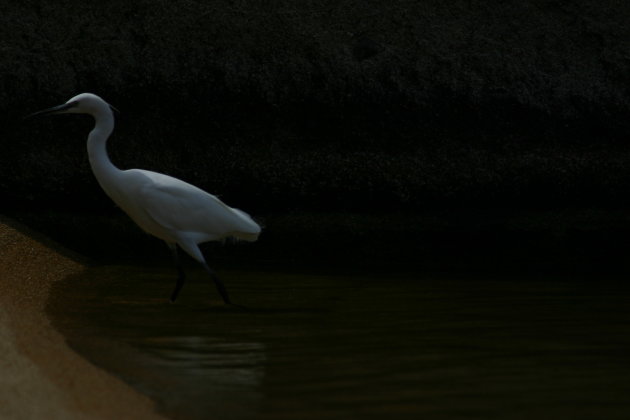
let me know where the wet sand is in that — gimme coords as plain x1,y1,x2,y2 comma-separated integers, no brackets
0,217,164,420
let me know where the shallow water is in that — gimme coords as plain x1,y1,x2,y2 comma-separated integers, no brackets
48,266,630,419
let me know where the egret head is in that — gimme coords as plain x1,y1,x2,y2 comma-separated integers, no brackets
27,93,118,119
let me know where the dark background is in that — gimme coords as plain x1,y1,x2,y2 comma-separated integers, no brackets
2,1,630,272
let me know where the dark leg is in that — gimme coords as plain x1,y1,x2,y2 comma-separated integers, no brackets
201,262,232,305
170,246,186,302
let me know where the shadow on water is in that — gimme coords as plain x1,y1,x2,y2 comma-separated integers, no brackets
48,265,630,420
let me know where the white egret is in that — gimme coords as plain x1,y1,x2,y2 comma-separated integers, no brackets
29,93,261,304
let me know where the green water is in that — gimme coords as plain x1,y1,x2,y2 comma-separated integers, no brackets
48,266,630,419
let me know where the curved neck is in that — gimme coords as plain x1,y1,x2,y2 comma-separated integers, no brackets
87,110,120,186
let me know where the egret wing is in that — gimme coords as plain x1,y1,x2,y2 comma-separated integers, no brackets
134,171,259,239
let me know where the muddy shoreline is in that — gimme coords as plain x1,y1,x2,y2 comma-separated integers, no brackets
0,216,164,420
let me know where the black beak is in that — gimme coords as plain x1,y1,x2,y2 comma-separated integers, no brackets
24,101,78,120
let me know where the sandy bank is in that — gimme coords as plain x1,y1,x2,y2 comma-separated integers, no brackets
0,217,164,420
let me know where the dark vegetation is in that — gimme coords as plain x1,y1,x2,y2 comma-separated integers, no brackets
2,1,630,270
